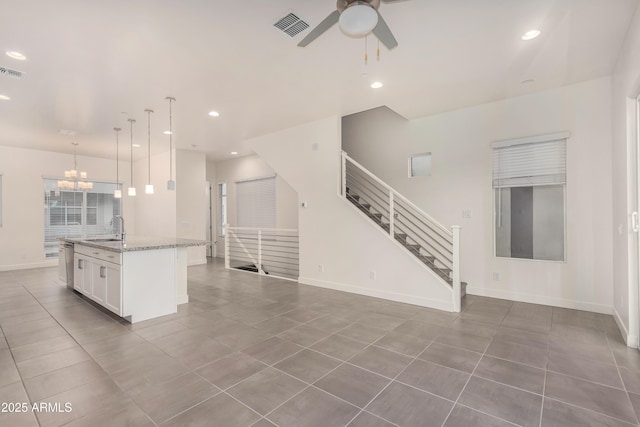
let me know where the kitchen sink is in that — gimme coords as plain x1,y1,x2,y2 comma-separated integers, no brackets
86,238,122,242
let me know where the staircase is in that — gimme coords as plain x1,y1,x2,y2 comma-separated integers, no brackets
341,151,464,311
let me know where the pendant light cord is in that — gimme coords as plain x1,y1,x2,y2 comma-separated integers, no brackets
145,109,154,184
129,119,135,186
167,97,175,181
114,128,120,187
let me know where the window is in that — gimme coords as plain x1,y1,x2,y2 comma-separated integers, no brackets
219,182,227,236
409,152,432,177
44,179,121,258
492,133,568,261
235,176,276,229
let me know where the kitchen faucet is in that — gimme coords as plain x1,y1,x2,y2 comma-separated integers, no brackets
111,215,125,243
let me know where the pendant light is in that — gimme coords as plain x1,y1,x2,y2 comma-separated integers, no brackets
166,96,176,191
113,127,122,198
144,109,154,194
58,142,93,190
127,119,136,196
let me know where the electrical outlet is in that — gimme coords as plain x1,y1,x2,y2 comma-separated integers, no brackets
370,271,376,280
318,264,324,273
463,209,472,219
492,272,500,281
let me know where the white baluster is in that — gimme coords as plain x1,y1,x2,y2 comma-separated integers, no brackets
341,151,347,197
224,225,230,269
451,225,461,312
258,230,263,275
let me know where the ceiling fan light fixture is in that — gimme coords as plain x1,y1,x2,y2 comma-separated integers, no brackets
521,29,541,41
6,51,26,60
339,3,379,38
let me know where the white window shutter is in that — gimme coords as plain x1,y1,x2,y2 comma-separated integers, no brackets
236,177,276,229
492,138,566,188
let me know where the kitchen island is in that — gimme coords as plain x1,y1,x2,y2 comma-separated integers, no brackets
60,236,207,323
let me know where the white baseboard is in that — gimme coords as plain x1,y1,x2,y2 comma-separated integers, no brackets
187,258,207,266
466,285,612,315
177,294,190,305
299,276,454,312
613,306,638,348
0,260,58,272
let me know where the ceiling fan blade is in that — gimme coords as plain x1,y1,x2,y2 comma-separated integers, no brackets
372,12,398,50
297,10,341,47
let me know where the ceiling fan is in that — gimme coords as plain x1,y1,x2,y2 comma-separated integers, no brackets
298,0,404,50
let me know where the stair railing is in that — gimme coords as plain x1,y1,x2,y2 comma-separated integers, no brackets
341,151,461,311
225,226,299,282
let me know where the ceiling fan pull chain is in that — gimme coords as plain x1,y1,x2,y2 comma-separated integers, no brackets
377,38,380,61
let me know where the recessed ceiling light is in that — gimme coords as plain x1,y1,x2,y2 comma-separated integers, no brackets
163,130,173,135
208,111,220,117
133,144,141,148
371,81,383,89
0,94,10,101
6,51,26,60
230,151,238,155
521,79,535,85
521,30,541,41
59,129,77,136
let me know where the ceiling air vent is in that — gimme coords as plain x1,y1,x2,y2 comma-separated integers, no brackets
274,13,309,38
0,66,25,79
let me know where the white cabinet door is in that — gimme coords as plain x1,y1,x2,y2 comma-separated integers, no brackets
105,263,121,315
92,263,107,304
74,255,86,293
81,256,93,297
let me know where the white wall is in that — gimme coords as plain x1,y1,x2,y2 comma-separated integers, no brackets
176,150,207,265
0,145,135,271
343,77,614,314
211,154,298,258
250,117,455,311
612,5,640,345
133,150,176,239
133,149,207,265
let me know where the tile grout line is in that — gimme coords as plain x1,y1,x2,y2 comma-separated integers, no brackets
33,285,161,427
4,279,157,427
5,265,637,427
173,297,540,426
606,331,640,426
538,330,550,427
438,323,493,427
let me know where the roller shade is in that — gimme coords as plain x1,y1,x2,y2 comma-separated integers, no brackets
236,176,276,229
492,137,566,188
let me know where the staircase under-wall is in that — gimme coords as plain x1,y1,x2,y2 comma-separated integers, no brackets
341,151,465,309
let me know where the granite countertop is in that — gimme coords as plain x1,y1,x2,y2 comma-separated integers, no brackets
59,236,209,253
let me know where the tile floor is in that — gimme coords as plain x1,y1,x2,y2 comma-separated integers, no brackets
1,259,640,426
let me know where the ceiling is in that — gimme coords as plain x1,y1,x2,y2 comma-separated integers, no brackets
0,0,637,161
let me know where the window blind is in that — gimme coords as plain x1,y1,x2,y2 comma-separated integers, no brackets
236,176,276,229
492,138,566,188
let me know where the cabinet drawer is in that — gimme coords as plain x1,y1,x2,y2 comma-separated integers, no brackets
97,250,120,264
75,245,121,265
